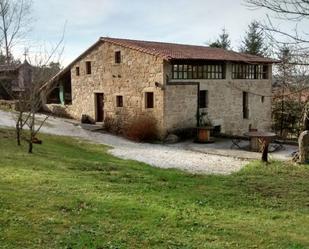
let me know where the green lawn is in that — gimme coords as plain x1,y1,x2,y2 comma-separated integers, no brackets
0,128,308,249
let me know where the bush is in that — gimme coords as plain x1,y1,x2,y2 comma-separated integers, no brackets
81,114,95,124
124,116,158,142
103,116,123,134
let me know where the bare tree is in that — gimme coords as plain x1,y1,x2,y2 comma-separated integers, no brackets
0,0,32,64
21,35,65,153
5,55,62,150
245,1,309,47
0,0,65,153
245,0,309,139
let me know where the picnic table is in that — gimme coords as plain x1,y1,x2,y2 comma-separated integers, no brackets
243,131,276,152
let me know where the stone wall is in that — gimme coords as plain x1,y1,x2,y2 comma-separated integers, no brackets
67,41,165,135
0,100,16,111
164,62,272,135
164,84,198,132
44,104,74,119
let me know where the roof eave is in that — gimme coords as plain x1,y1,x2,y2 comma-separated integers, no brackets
166,57,278,64
101,37,168,60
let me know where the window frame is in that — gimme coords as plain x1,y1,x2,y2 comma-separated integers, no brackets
115,51,121,64
116,95,123,107
86,61,92,74
172,62,225,80
145,92,154,109
243,91,249,119
232,63,268,80
75,66,80,76
199,90,208,108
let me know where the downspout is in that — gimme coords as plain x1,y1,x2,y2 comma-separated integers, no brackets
165,75,200,127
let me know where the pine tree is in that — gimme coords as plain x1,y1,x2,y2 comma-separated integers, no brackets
277,46,294,86
240,21,267,56
209,28,231,50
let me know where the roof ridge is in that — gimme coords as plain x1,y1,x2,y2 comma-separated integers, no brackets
101,36,215,49
101,37,171,59
100,37,276,63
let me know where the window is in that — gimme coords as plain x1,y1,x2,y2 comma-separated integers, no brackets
243,92,249,119
76,66,80,76
172,63,224,79
145,92,154,108
262,65,268,79
232,64,268,79
115,51,121,64
199,90,208,108
261,96,265,103
116,95,123,107
86,61,91,74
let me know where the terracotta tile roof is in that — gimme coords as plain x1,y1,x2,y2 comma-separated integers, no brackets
41,37,278,91
101,37,277,63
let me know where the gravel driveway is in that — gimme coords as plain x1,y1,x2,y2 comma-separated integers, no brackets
0,110,248,174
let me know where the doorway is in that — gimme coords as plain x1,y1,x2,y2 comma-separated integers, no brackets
95,93,104,122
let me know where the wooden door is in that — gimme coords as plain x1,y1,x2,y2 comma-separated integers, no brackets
95,93,104,122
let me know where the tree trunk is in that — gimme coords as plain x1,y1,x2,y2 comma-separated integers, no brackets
28,112,35,154
16,123,21,146
280,88,284,137
261,141,269,163
28,139,33,153
15,110,24,146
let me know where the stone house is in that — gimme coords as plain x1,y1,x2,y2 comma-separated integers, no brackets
42,37,277,137
0,60,32,100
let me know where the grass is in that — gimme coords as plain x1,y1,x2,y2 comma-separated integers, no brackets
0,128,308,249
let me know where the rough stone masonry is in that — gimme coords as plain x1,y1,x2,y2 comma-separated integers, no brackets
43,37,275,138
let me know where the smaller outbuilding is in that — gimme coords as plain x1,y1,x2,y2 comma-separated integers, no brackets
0,60,33,100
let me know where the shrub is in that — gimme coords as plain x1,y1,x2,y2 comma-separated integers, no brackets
103,116,123,134
81,114,95,124
124,116,158,142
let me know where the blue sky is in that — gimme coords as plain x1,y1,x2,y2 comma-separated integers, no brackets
14,0,277,66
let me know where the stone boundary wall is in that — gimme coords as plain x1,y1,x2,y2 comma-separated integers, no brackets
0,100,16,111
43,104,74,119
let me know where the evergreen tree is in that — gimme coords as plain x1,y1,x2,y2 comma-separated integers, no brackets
240,21,267,56
209,28,231,50
278,46,293,79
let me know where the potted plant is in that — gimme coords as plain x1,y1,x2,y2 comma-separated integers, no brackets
196,112,214,143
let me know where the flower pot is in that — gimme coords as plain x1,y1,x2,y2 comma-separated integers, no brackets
196,126,214,143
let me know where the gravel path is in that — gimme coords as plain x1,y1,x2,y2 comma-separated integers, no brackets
0,110,248,174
